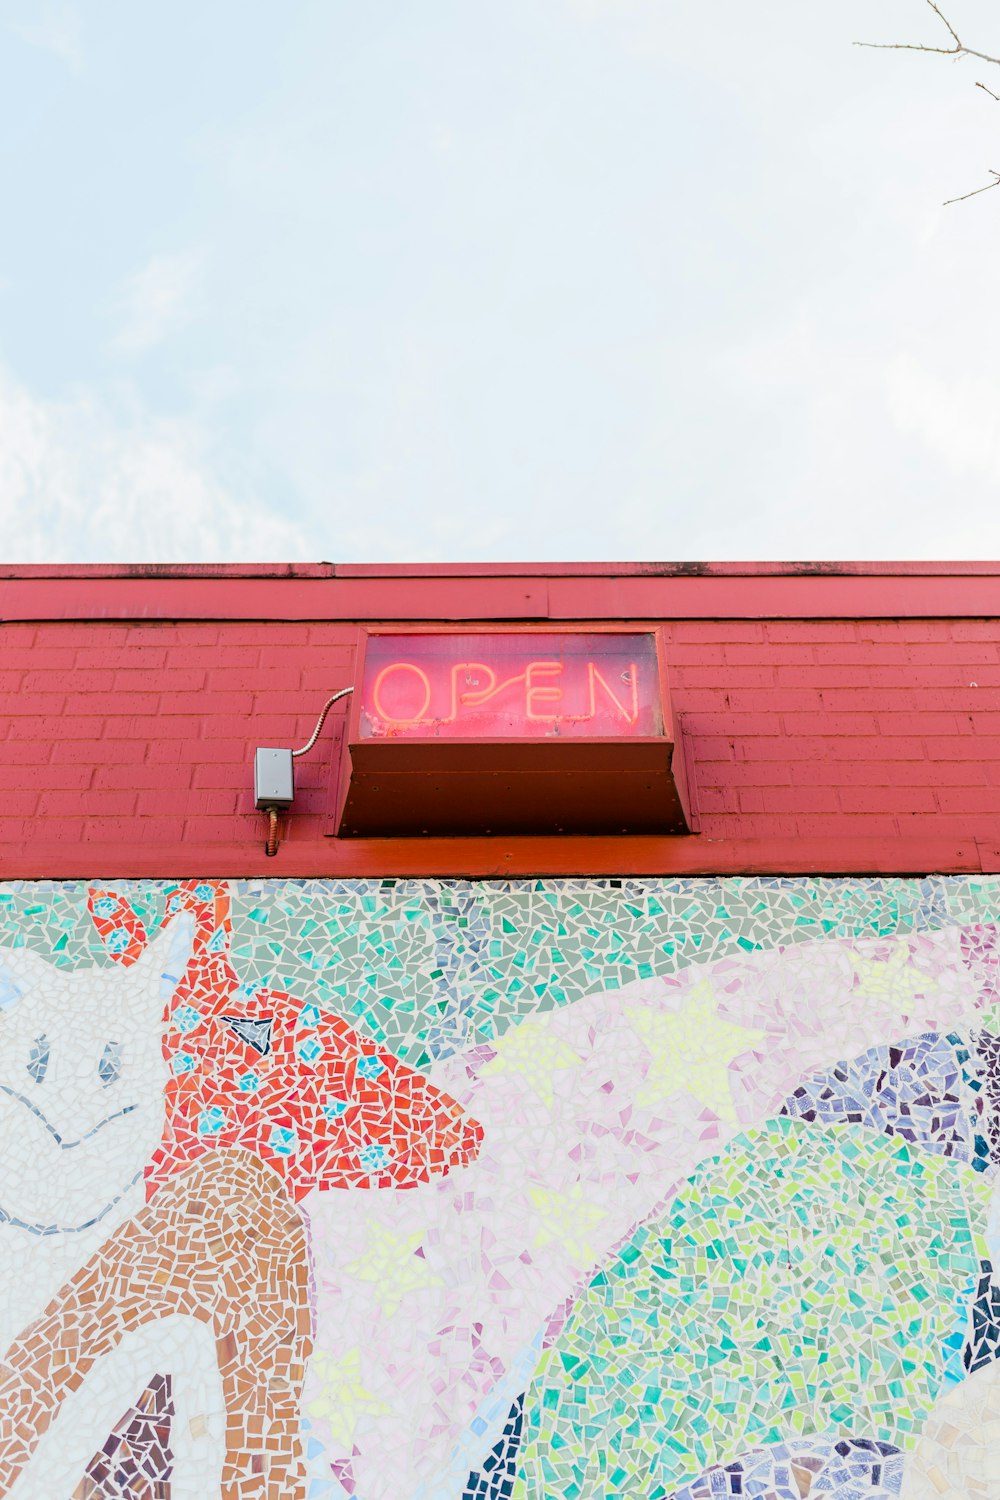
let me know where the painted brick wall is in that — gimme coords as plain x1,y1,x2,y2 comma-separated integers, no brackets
0,616,997,861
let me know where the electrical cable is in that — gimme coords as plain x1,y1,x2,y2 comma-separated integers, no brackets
292,686,354,759
265,806,279,858
261,686,354,856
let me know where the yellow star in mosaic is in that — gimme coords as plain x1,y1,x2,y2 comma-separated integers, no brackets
343,1222,443,1315
847,943,935,1013
478,1014,583,1106
626,979,768,1122
529,1181,609,1267
307,1347,390,1448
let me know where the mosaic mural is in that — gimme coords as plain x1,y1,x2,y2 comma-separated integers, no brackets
4,876,1000,1498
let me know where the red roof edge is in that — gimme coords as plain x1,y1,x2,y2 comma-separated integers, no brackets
2,561,999,581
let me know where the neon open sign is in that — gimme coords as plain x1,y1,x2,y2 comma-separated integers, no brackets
359,632,663,740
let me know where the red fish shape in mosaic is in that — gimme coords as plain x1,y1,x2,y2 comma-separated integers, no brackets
87,882,483,1201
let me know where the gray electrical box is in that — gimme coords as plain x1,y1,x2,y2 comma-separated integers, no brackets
254,747,295,808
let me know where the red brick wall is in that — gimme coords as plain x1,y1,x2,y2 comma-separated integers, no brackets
1,595,997,876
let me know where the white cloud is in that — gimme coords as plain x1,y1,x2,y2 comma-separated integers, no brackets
884,353,1000,485
8,5,82,71
0,366,310,562
111,250,204,357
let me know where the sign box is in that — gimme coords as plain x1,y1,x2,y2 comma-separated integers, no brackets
336,630,690,837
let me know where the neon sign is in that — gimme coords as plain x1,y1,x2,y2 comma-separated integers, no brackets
359,633,662,740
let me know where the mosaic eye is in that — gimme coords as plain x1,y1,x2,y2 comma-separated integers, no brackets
99,1040,122,1087
27,1034,49,1085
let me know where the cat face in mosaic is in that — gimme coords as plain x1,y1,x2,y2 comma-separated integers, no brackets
0,917,192,1235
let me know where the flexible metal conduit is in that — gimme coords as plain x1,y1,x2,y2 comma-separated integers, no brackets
263,686,354,857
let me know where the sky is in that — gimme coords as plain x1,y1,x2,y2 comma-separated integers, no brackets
0,0,999,564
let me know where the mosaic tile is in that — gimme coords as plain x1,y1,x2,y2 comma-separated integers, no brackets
961,1259,1000,1376
513,1118,989,1497
670,1435,904,1500
3,877,1000,1499
899,1355,1000,1497
463,1394,524,1500
304,921,990,1499
781,1031,988,1170
72,1374,173,1500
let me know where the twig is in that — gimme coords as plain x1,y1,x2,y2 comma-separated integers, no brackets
943,170,1000,206
855,0,1000,67
977,81,1000,103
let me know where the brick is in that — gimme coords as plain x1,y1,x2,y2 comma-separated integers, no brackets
72,647,137,669
825,738,927,761
877,713,965,736
200,719,258,741
23,669,114,693
158,691,250,716
687,736,737,762
838,787,939,814
812,643,915,664
775,666,872,688
915,643,1000,664
762,787,841,814
937,788,1000,813
663,644,726,666
17,648,76,669
682,713,783,736
795,813,901,837
695,787,740,813
1,694,66,715
869,665,1000,688
857,620,946,642
50,738,146,765
101,715,203,741
305,625,360,646
92,764,177,791
63,691,156,716
216,625,313,646
925,736,1000,760
81,816,186,843
724,644,816,664
669,621,767,643
766,621,858,642
191,763,247,789
184,814,265,841
37,789,137,816
251,692,340,721
0,791,41,816
737,788,767,813
2,764,92,790
206,668,300,692
8,716,105,740
947,621,1000,641
144,741,198,765
167,738,250,764
672,666,777,689
780,713,879,735
112,668,205,692
735,737,829,761
138,789,239,816
729,688,823,711
124,626,219,646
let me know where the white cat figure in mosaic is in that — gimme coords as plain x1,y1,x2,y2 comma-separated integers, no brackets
0,917,227,1500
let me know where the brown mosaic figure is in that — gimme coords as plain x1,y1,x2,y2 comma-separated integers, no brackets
0,1150,312,1500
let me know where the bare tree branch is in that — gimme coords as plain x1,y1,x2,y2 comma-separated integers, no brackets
855,0,1000,67
942,170,1000,206
856,1,1000,205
